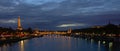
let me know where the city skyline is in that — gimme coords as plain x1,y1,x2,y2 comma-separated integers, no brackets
0,1,120,51
0,0,120,30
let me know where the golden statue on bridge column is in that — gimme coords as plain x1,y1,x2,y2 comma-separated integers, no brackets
67,28,72,34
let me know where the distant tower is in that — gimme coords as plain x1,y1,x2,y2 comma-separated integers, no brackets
108,20,111,24
17,16,22,31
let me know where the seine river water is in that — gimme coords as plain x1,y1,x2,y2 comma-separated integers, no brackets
0,35,119,51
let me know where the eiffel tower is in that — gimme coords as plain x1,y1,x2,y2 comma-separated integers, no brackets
17,16,22,31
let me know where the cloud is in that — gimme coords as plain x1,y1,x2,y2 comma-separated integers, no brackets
57,23,86,27
0,0,120,30
0,0,120,16
21,0,66,5
0,19,17,23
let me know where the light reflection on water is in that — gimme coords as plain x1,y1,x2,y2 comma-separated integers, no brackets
98,41,101,51
19,40,24,51
0,35,119,51
109,42,113,51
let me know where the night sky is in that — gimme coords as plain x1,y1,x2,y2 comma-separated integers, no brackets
0,0,120,30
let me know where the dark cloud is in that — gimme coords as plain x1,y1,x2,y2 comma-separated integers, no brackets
0,0,120,30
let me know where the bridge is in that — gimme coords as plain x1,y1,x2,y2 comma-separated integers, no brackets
33,29,72,35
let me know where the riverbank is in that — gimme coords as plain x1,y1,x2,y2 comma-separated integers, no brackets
61,34,120,42
0,35,43,45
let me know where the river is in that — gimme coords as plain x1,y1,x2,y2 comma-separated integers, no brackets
0,35,119,51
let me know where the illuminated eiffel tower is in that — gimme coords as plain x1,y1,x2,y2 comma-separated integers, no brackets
17,16,22,31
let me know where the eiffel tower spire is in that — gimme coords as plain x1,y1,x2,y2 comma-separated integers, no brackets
17,16,22,30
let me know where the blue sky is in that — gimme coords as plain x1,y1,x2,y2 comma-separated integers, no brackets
0,0,120,30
